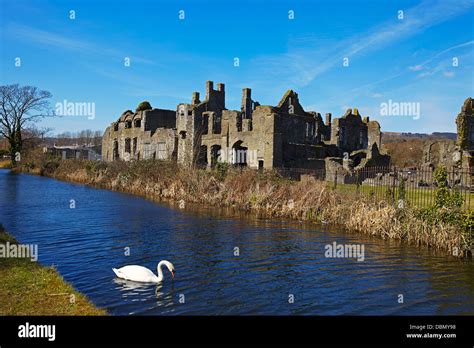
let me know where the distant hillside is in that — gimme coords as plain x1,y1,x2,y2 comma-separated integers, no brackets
431,132,457,140
381,132,457,168
382,132,456,143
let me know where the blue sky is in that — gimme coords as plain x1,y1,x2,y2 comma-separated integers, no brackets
1,0,473,134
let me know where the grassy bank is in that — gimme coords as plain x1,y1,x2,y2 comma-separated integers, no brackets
0,224,107,315
11,149,474,257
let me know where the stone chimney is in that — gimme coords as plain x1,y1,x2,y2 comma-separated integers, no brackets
205,81,214,100
242,88,253,119
192,92,200,105
325,113,332,126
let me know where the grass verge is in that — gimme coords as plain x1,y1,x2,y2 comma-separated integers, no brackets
0,224,107,315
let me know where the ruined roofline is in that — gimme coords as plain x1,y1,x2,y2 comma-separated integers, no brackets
112,82,381,128
180,80,227,110
277,89,297,108
181,83,310,116
338,107,373,122
115,107,175,123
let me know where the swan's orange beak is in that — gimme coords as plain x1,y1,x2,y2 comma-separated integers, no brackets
171,271,175,279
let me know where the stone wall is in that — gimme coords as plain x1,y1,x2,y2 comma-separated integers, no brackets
143,109,176,131
422,140,459,169
102,108,177,161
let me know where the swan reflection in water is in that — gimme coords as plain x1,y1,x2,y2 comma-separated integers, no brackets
113,278,175,310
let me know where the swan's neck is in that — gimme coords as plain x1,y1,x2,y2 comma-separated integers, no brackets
156,261,165,282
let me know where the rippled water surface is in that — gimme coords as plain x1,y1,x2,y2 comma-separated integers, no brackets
0,169,473,315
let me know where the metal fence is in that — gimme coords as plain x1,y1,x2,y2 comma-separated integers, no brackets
277,166,473,211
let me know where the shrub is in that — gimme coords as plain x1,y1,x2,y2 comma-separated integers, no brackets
433,166,463,210
415,166,466,250
214,162,229,181
461,211,474,249
398,177,407,202
86,161,108,175
42,160,60,175
136,101,152,112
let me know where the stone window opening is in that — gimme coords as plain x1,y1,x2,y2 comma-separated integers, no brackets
113,140,119,160
202,115,209,135
236,114,242,132
210,145,221,167
134,119,141,128
125,120,132,129
113,123,119,131
213,117,221,134
180,131,187,139
197,145,208,167
132,137,137,155
124,138,131,153
232,141,248,167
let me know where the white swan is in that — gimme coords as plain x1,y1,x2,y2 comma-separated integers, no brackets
112,260,175,283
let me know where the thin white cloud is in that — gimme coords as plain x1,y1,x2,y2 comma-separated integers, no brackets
7,23,156,65
410,39,474,70
409,65,424,71
415,51,472,78
250,0,474,89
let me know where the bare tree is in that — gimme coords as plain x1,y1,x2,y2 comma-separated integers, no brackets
23,126,54,149
93,130,103,147
24,126,53,141
0,84,53,163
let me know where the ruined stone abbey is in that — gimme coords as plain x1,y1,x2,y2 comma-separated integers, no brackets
102,81,390,175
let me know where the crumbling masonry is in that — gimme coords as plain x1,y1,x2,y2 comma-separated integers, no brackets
102,81,390,175
422,97,473,172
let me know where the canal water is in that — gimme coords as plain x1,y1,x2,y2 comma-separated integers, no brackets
0,169,473,315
